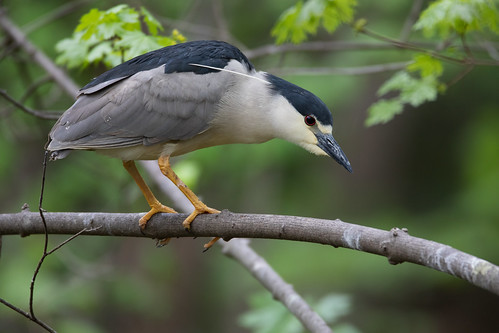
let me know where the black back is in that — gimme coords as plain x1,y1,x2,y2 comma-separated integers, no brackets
82,40,254,90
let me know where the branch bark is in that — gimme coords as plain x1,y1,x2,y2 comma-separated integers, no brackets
1,210,498,296
222,238,332,333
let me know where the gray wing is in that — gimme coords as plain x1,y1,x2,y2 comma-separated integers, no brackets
48,65,229,151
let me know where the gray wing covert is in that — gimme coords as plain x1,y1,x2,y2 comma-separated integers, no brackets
48,65,227,151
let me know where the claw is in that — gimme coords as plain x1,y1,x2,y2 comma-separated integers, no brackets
139,204,177,230
203,237,221,252
182,206,221,230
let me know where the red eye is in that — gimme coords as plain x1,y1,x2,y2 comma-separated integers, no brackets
304,115,316,126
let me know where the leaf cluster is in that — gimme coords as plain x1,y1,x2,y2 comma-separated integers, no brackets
366,0,498,125
271,0,499,126
366,55,446,126
271,0,357,44
55,5,186,69
414,0,499,38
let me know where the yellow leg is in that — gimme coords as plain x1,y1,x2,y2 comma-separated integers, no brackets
158,156,221,248
122,160,176,229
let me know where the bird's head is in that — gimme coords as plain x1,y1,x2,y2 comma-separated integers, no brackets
265,74,352,173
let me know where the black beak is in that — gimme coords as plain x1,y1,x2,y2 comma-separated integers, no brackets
316,133,353,173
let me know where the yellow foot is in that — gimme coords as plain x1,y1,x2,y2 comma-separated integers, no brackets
139,204,177,230
203,237,221,251
182,205,220,230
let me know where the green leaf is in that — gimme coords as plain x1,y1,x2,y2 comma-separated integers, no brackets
272,0,357,44
272,2,306,44
141,7,163,36
86,42,113,64
377,71,413,96
322,0,357,32
75,8,101,33
239,292,354,333
414,0,499,38
400,75,439,107
115,31,164,60
407,54,443,78
55,36,90,68
378,70,439,107
367,68,441,126
365,99,404,126
56,5,186,69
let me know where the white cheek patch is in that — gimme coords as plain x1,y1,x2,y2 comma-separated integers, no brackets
300,142,328,156
317,123,332,135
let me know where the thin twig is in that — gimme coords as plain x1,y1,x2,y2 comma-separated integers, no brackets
0,297,55,333
399,0,424,42
358,27,499,67
46,226,102,255
460,33,474,60
268,61,410,76
0,10,79,98
20,75,53,105
30,151,51,320
243,40,499,60
0,89,61,119
245,41,397,59
211,0,231,42
21,0,91,35
24,151,96,331
446,64,475,88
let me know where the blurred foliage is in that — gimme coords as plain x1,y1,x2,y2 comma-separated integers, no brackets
414,0,499,37
366,0,499,125
1,0,498,333
56,4,186,69
271,0,499,125
240,292,359,333
271,0,357,44
365,66,444,126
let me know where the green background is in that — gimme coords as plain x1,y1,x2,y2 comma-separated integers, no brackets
1,0,498,332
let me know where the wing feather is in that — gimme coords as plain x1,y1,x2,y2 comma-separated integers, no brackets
48,65,233,151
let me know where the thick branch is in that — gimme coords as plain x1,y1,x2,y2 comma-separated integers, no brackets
1,211,498,295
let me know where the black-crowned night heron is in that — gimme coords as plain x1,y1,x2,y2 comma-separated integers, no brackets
47,40,352,248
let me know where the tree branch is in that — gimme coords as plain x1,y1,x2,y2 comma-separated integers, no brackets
0,297,55,333
268,61,410,76
357,26,499,67
0,8,79,98
21,0,91,36
0,89,61,119
1,211,498,296
399,0,424,42
222,238,333,333
243,40,499,60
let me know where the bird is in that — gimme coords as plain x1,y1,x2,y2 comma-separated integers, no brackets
46,40,352,249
